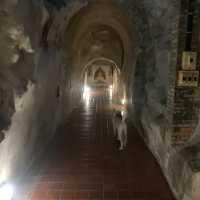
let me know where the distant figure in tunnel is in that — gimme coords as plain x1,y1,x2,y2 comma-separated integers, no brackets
112,111,127,150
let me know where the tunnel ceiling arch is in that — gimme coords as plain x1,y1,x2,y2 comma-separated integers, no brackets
83,58,120,75
72,24,124,70
59,0,138,81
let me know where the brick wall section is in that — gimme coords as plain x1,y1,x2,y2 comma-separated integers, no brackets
171,0,200,145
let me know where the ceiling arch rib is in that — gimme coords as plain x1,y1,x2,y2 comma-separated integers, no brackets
83,57,120,75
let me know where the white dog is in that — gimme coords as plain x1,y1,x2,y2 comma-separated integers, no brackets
112,110,127,150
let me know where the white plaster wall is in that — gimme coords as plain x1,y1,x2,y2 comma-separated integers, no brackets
0,0,81,186
0,47,66,184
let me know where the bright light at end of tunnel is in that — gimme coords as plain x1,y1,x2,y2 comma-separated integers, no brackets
0,183,14,200
84,86,90,92
83,85,91,107
109,85,113,100
121,98,127,105
83,85,91,99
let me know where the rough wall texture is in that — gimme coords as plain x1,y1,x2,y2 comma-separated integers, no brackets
0,0,79,185
133,1,200,200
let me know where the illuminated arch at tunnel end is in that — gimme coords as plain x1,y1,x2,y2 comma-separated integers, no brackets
82,57,121,75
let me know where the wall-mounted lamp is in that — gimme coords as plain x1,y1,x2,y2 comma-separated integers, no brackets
0,183,14,200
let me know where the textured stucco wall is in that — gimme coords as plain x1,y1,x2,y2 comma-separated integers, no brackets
131,1,200,200
0,0,79,185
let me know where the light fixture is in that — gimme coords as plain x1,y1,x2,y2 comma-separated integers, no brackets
0,183,14,200
84,86,90,92
83,85,91,106
109,85,113,100
121,98,127,105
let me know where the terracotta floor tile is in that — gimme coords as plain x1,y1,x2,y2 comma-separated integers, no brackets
21,94,175,200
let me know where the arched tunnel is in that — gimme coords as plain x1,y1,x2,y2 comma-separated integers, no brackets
1,0,200,200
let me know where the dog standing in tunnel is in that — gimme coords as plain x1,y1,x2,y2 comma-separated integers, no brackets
112,110,127,150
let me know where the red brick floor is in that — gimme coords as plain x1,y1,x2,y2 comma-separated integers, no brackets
27,94,175,200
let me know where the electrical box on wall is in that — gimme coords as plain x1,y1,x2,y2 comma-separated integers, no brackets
182,51,197,70
177,70,199,87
